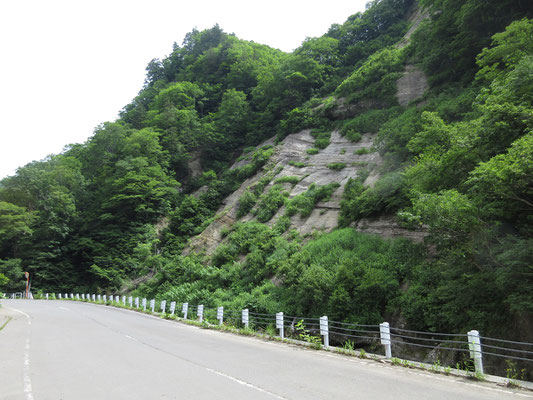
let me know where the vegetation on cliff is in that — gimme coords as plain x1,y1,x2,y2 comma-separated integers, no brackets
1,0,532,356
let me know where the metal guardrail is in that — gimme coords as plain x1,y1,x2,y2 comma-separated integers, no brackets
12,292,532,379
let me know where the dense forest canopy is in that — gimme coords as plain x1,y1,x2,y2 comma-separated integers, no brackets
1,0,532,360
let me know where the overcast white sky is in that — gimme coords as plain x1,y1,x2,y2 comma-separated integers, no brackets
0,0,367,179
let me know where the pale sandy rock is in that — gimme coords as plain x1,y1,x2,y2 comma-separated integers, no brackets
364,169,381,188
185,127,427,257
397,6,430,49
294,209,340,236
396,65,429,107
354,216,427,243
187,151,203,178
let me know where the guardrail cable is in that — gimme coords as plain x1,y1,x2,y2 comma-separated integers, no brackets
390,327,467,337
481,336,533,346
480,343,533,355
388,339,470,352
389,333,467,346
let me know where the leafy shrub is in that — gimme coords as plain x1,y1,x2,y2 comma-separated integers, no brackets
278,228,421,320
274,176,300,185
285,183,340,218
339,172,408,226
279,107,315,138
311,128,331,149
345,131,362,143
288,161,306,168
255,185,289,222
355,148,371,155
315,136,330,149
341,107,402,137
211,244,238,267
335,47,405,105
327,162,346,170
273,215,291,233
306,148,319,155
237,190,257,218
250,176,273,197
375,106,424,165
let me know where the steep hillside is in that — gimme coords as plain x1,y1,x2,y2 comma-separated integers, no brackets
187,125,429,257
1,1,532,373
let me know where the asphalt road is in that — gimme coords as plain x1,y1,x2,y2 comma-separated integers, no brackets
1,300,530,400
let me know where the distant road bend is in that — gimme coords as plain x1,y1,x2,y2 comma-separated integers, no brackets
0,300,530,400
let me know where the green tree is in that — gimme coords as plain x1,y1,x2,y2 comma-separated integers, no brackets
467,133,533,225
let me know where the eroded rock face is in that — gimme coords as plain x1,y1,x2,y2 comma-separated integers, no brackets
396,65,429,107
186,128,426,256
187,151,203,178
186,129,382,255
397,6,430,49
354,216,427,243
395,5,430,107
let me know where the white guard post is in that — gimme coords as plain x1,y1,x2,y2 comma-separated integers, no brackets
76,294,80,300
59,293,62,299
122,296,126,306
182,303,189,319
468,330,484,375
65,293,68,299
170,301,176,315
217,306,224,325
135,297,139,308
161,300,166,313
142,298,147,311
150,299,155,313
380,322,392,359
128,296,133,307
97,294,101,302
276,312,284,339
242,309,249,329
92,294,96,302
103,295,107,302
320,316,329,348
45,293,49,300
71,294,74,299
115,295,120,304
81,294,84,300
197,305,204,322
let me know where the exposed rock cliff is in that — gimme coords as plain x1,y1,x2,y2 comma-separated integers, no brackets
186,128,425,256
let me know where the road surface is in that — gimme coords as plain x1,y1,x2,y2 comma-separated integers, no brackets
1,299,530,400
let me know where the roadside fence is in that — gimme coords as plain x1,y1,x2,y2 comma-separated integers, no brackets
14,292,532,380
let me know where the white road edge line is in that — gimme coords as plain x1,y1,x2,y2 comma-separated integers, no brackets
5,306,34,400
73,302,533,399
204,366,289,400
24,337,34,400
76,305,287,399
7,306,31,323
113,327,288,399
